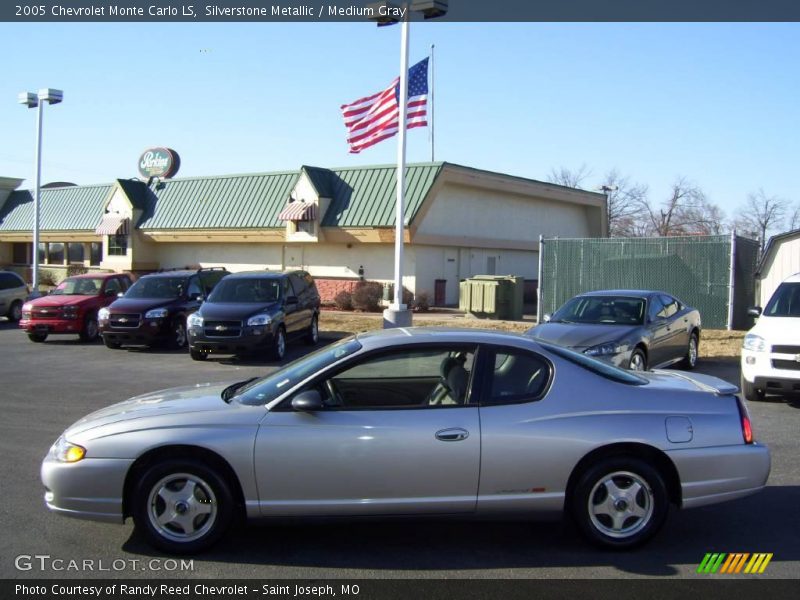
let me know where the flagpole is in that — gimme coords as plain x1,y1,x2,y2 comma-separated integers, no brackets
430,43,435,162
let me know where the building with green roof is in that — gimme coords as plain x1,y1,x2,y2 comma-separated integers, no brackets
0,163,606,304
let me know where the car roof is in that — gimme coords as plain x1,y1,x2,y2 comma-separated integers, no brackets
66,272,123,280
782,272,800,283
140,270,199,279
222,269,307,279
354,326,540,352
578,289,663,298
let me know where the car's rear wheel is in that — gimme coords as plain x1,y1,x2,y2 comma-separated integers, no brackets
628,348,647,371
28,332,48,343
305,314,319,345
8,301,23,322
79,313,99,343
679,332,699,370
190,348,208,361
172,318,188,350
741,375,765,402
571,457,668,549
132,459,233,554
103,336,122,349
270,326,287,361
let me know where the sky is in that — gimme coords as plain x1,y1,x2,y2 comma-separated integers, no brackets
1,22,798,220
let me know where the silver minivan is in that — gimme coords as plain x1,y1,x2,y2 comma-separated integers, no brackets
0,271,28,322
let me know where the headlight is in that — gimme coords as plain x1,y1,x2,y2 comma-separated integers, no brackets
23,303,33,311
247,313,272,326
187,312,204,327
584,342,625,356
145,308,168,319
98,307,110,321
743,333,766,352
51,437,86,463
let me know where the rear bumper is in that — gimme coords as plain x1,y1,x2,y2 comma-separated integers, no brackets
666,443,771,509
21,318,81,334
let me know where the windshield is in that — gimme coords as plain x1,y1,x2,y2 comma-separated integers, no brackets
764,282,800,317
236,338,362,406
125,276,186,299
538,340,648,385
208,278,281,303
50,277,106,296
551,295,645,325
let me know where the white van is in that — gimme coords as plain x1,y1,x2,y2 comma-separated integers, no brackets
741,272,800,401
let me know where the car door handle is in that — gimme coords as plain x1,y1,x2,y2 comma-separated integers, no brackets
435,428,469,442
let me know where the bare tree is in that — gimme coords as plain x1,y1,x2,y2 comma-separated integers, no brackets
547,164,592,189
600,169,650,237
732,189,791,250
637,177,724,237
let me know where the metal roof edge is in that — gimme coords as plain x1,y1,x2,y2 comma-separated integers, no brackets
755,228,800,276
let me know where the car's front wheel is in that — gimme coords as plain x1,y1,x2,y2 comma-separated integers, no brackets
270,326,287,361
8,300,22,322
741,375,766,402
79,313,99,343
571,457,669,549
172,318,188,350
628,348,647,371
28,332,48,343
132,459,234,554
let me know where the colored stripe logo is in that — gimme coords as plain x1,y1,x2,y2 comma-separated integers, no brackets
697,553,773,574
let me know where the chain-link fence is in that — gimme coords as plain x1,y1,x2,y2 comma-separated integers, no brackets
537,235,760,330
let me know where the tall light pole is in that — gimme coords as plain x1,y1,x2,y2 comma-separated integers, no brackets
371,0,448,328
18,88,63,296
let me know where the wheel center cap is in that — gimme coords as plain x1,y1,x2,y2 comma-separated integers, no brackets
614,499,628,511
175,501,189,514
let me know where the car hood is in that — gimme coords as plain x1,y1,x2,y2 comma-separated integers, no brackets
641,370,739,395
64,382,239,437
199,301,281,321
748,315,800,344
108,297,177,313
28,294,94,308
528,322,639,349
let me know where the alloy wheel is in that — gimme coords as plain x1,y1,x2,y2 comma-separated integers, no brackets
146,473,218,543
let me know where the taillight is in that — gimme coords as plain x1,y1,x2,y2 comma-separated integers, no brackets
737,397,754,444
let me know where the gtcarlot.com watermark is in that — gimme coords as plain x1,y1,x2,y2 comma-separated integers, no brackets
14,554,194,572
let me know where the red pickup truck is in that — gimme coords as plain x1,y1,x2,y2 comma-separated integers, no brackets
20,273,133,343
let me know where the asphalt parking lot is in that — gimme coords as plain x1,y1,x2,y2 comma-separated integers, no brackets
1,320,798,580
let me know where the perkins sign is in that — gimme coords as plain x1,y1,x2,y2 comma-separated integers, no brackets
138,148,180,178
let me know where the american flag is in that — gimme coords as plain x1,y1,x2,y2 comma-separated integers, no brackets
341,58,429,154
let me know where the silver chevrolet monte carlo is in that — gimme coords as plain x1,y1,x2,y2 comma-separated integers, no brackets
42,328,770,554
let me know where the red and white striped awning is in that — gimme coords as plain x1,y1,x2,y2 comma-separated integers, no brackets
278,202,317,222
95,214,130,236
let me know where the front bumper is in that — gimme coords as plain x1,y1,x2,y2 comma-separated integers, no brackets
20,318,81,335
41,454,134,523
741,349,800,394
189,323,276,354
667,442,771,509
100,319,169,346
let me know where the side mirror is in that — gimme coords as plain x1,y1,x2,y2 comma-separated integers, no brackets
291,389,324,411
286,295,299,305
747,306,762,317
542,313,551,323
105,288,117,297
117,292,124,298
189,293,203,302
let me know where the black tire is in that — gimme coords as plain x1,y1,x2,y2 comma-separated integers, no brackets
305,314,319,346
190,348,208,361
741,375,765,402
103,336,122,349
132,458,234,554
8,301,23,322
171,318,188,350
79,312,99,343
270,326,287,361
28,332,48,343
571,457,669,550
679,332,699,370
628,348,647,371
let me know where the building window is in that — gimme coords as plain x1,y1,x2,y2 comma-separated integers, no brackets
297,220,316,235
38,243,46,264
68,243,85,263
12,243,30,265
108,235,128,256
47,242,65,264
90,242,103,266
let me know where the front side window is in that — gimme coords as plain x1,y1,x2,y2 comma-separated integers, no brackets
485,348,551,405
320,346,477,409
0,273,24,290
104,278,122,296
108,235,127,256
659,295,679,318
289,273,307,295
186,276,203,298
764,282,800,317
647,296,666,321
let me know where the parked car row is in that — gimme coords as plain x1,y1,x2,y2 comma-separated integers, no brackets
18,267,322,361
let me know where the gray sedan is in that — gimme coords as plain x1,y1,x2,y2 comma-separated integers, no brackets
42,328,768,554
528,290,702,371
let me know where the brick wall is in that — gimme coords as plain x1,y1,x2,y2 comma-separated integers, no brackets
314,277,362,303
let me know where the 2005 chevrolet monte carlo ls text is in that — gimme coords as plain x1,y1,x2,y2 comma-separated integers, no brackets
41,328,770,554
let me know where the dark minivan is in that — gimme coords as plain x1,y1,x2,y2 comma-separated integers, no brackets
99,267,228,350
187,270,320,361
